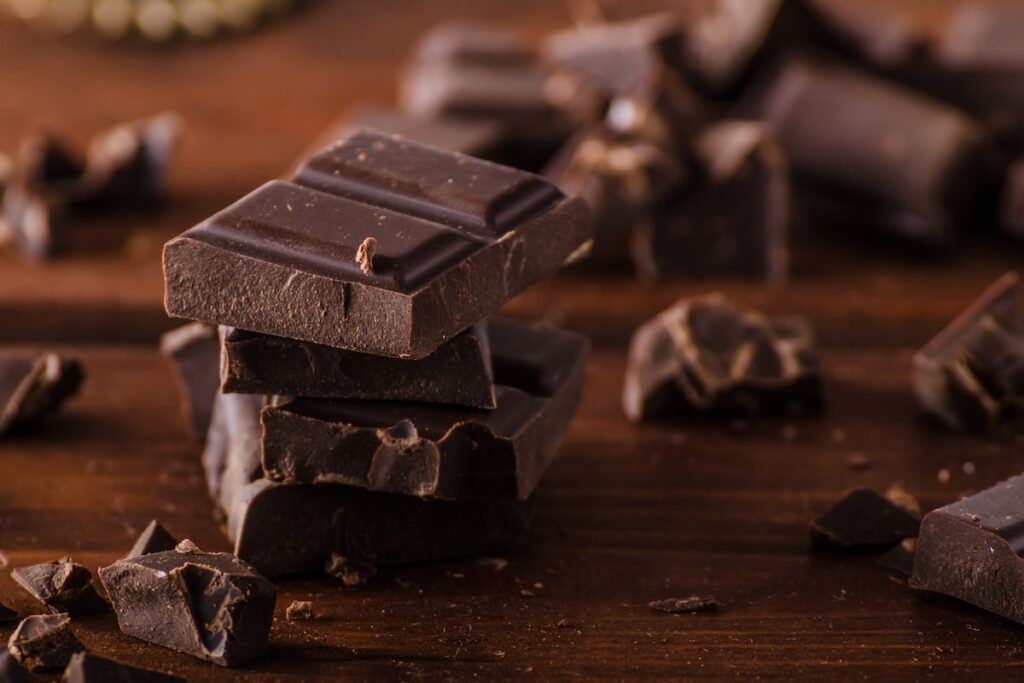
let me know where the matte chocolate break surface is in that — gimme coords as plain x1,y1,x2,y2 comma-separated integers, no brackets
11,557,109,617
0,351,83,435
163,129,590,359
7,613,84,672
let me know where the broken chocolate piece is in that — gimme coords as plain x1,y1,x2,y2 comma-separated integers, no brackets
0,601,17,622
11,557,108,617
810,489,921,550
98,547,276,667
877,538,916,576
0,650,31,683
0,351,83,435
7,613,84,672
324,554,376,587
631,120,788,281
0,182,63,261
260,318,588,500
623,294,821,421
911,472,1024,624
126,520,179,558
61,652,184,683
648,596,717,614
220,321,496,407
160,322,220,441
163,129,590,359
284,601,315,621
912,272,1024,432
16,132,84,191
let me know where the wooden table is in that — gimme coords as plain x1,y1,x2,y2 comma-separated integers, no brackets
3,1,1024,679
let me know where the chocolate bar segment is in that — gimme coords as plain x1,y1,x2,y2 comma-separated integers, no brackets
911,472,1024,625
913,272,1024,432
221,320,496,407
0,351,83,434
164,130,589,358
260,318,588,500
11,557,108,617
623,294,821,420
160,322,220,441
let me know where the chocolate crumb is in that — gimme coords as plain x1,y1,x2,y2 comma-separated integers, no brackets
325,554,376,587
355,236,376,273
285,601,316,621
174,539,199,554
556,618,570,628
648,596,718,614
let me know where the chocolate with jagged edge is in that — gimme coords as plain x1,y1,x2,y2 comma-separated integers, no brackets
0,351,83,435
126,520,179,558
221,320,496,408
810,489,921,550
204,392,535,578
261,318,588,500
0,650,30,683
623,294,822,421
11,557,108,617
911,472,1024,625
61,652,185,683
98,544,276,667
164,129,590,359
749,58,998,246
631,120,788,281
160,322,220,441
7,613,84,672
912,272,1024,432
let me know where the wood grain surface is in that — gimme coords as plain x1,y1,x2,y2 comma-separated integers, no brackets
2,1,1024,680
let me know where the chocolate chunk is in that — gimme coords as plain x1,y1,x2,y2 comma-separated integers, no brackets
260,318,588,500
159,322,220,440
98,547,276,667
324,554,376,587
0,650,31,683
912,272,1024,432
0,182,64,261
11,557,108,617
126,520,179,558
750,59,998,245
648,596,717,614
16,132,84,191
0,602,17,622
631,120,788,281
284,601,315,621
911,472,1024,624
623,294,822,421
164,129,589,359
999,161,1024,241
61,652,184,683
221,320,496,407
810,489,921,550
0,351,83,434
7,613,84,672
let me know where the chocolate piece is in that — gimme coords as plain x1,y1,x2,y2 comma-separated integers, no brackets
221,320,496,408
913,272,1024,432
126,520,179,558
0,602,17,622
11,557,108,617
284,601,315,621
648,596,717,614
17,133,84,191
751,59,998,245
0,650,30,683
98,546,276,667
877,538,916,576
0,351,83,434
61,652,185,683
810,489,921,550
0,182,63,261
631,120,788,281
7,613,84,672
324,554,376,587
1000,161,1024,240
260,318,589,500
159,322,220,440
164,130,589,358
623,294,821,421
911,472,1024,624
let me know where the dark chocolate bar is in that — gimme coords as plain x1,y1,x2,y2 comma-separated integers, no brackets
221,320,496,408
11,557,108,617
164,129,590,359
7,613,84,672
623,294,821,420
0,651,30,683
260,318,588,500
810,489,921,550
99,544,276,667
0,351,83,434
911,472,1024,625
61,652,185,683
631,120,788,281
913,272,1024,432
160,322,220,441
126,520,179,558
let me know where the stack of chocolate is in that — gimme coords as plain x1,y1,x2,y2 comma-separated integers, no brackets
161,129,591,579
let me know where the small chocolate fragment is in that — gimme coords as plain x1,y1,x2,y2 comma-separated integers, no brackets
0,351,83,435
284,601,315,621
7,613,84,672
623,294,822,421
11,557,108,617
0,601,17,622
61,652,184,683
631,120,788,281
911,472,1024,624
98,548,276,667
912,272,1024,432
0,650,31,683
810,489,921,550
164,130,590,359
160,322,220,441
324,554,376,587
354,236,375,273
648,596,717,614
220,321,496,408
126,520,179,558
999,161,1024,241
